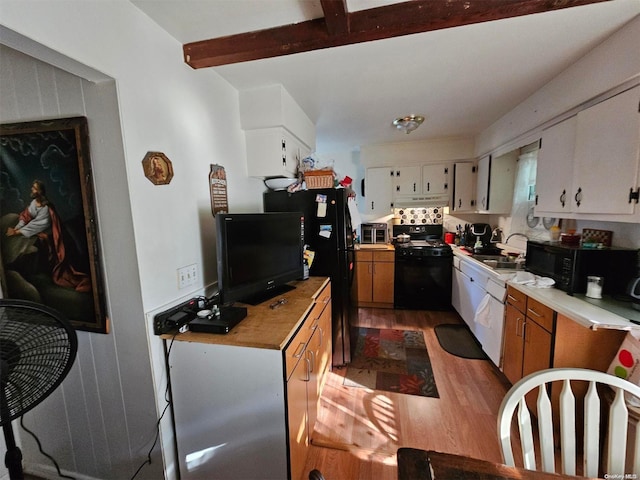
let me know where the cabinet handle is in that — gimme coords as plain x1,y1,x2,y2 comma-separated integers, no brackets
522,321,528,343
574,187,582,207
413,182,416,192
560,189,566,208
458,198,462,208
427,182,430,191
528,307,543,318
293,342,305,359
304,358,311,382
308,350,316,372
371,201,374,211
507,294,519,302
319,326,324,346
516,317,525,337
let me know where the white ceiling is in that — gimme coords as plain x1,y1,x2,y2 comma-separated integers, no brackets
131,0,640,152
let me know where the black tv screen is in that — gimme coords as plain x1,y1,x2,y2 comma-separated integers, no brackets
216,212,304,305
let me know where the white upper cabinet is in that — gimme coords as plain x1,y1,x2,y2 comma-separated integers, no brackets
476,151,517,214
365,167,394,216
240,85,316,178
536,85,640,217
452,162,476,212
571,85,639,214
535,116,577,214
422,164,449,195
392,166,422,196
245,127,310,178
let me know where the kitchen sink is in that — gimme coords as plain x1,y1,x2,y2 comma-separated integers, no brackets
471,254,523,270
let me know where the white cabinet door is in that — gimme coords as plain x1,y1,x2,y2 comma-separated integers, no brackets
476,155,490,212
451,264,485,334
535,116,576,214
365,167,394,215
572,85,640,214
422,163,450,195
452,162,476,212
393,166,421,196
246,127,307,178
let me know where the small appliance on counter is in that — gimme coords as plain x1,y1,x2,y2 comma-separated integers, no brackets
361,222,388,244
526,240,638,296
469,223,502,255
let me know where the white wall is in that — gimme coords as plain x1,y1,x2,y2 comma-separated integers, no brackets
474,16,640,251
0,1,262,479
476,15,640,157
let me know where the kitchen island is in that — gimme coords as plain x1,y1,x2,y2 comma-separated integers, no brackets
163,277,331,480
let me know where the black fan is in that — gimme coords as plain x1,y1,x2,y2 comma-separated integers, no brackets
0,299,78,480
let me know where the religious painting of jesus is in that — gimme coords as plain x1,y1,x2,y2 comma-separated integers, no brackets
0,116,108,333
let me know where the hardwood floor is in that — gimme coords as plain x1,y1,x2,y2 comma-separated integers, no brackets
302,307,514,480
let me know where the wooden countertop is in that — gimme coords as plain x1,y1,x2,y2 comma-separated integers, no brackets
162,277,330,350
355,243,395,251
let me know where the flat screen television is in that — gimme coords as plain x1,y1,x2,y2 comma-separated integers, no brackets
215,212,305,305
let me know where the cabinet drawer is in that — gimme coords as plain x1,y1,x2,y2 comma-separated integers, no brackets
372,250,395,262
285,325,314,382
526,298,554,332
506,286,527,313
285,282,331,380
355,250,373,262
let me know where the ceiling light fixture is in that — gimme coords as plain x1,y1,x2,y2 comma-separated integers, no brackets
393,114,425,134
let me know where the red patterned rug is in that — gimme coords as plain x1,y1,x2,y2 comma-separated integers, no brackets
343,327,439,398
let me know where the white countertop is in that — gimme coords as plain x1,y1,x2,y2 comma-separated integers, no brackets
452,247,639,332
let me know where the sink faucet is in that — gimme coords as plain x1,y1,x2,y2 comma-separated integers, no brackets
506,232,529,243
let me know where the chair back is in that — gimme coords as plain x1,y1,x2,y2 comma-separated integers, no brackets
498,367,640,477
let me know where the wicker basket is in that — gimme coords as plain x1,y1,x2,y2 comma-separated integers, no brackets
304,170,334,189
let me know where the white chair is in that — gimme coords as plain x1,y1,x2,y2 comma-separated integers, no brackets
498,367,640,477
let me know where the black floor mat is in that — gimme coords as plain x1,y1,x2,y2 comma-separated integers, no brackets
434,324,487,360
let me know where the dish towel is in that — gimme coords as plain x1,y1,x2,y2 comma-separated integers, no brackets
474,294,493,328
502,271,556,288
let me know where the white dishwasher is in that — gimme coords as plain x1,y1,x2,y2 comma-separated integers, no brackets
451,256,507,366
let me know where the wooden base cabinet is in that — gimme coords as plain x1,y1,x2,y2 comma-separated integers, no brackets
353,249,395,307
168,279,331,480
287,282,332,480
502,285,626,386
502,289,553,385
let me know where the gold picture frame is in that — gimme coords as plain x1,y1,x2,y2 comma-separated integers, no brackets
0,116,108,333
142,151,174,185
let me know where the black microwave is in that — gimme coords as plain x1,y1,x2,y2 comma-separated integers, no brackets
525,240,639,295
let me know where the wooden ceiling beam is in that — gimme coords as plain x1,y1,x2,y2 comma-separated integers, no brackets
183,0,610,69
321,0,350,36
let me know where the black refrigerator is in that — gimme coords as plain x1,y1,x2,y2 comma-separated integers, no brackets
264,188,355,366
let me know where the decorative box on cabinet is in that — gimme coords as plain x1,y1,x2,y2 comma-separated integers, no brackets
354,249,394,308
167,278,331,480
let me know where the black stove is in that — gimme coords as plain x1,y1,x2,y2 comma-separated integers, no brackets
392,225,452,310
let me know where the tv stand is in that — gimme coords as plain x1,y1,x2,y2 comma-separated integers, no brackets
241,284,296,306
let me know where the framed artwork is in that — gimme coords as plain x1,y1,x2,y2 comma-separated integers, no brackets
209,164,228,215
142,151,173,185
0,116,108,333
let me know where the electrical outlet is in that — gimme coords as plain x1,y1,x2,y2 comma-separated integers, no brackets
178,264,198,289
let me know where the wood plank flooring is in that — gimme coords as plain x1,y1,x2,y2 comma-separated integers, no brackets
302,307,514,480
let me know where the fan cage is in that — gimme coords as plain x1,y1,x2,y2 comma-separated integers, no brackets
0,300,78,426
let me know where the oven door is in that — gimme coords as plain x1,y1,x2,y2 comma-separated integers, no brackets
394,254,452,310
